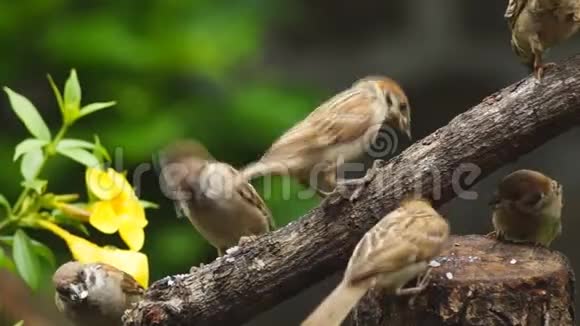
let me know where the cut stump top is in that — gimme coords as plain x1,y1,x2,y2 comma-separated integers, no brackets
351,234,575,326
432,234,570,284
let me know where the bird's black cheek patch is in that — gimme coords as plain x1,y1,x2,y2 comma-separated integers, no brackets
521,191,543,207
89,272,96,286
385,93,393,106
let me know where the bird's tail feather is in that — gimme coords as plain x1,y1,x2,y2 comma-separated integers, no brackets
239,161,293,183
301,281,367,326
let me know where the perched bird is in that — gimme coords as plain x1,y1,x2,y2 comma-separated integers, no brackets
301,198,449,326
160,140,275,256
490,169,563,246
240,76,411,197
505,0,580,79
52,261,144,326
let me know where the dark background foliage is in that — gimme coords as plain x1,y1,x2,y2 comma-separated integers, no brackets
1,1,579,325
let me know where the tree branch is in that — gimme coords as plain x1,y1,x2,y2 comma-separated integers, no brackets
124,55,580,326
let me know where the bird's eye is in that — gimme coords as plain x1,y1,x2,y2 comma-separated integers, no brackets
385,93,393,106
400,102,408,112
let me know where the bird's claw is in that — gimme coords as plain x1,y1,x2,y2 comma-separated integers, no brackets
344,160,383,201
316,189,333,198
485,231,498,239
238,235,258,246
189,262,205,273
534,62,556,80
338,178,367,202
400,268,432,305
320,160,384,209
395,283,427,297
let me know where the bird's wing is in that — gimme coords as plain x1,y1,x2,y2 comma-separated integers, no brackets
505,0,528,30
237,179,276,230
346,208,448,285
225,164,275,230
99,264,144,296
262,87,377,162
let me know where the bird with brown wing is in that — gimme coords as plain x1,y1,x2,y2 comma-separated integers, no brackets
505,0,580,79
239,76,411,197
53,261,144,326
301,198,449,326
160,140,275,257
490,169,563,246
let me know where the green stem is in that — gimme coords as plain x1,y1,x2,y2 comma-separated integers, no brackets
53,124,69,145
4,123,70,231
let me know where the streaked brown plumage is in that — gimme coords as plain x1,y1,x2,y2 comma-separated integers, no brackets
53,261,143,326
491,169,563,246
301,198,449,326
506,0,580,79
240,76,411,197
160,140,274,256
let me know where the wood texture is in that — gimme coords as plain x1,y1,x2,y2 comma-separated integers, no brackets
123,55,580,326
350,235,575,325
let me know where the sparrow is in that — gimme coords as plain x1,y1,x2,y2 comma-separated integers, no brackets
239,76,411,197
301,198,449,326
505,0,580,79
52,261,144,326
160,140,275,257
490,169,563,246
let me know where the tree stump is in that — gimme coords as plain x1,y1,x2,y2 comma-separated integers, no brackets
350,235,575,326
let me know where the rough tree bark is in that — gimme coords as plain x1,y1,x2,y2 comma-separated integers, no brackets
123,55,580,326
350,235,575,325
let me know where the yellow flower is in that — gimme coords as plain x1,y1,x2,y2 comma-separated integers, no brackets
38,220,149,287
86,168,147,251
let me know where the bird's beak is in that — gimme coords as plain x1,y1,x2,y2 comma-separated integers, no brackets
488,192,500,207
405,127,412,140
58,284,88,302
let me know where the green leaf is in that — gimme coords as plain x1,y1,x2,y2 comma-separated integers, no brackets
56,139,95,151
0,235,55,263
13,320,24,326
20,179,48,194
0,194,11,216
20,149,44,181
63,69,81,123
3,87,51,141
47,74,64,114
79,101,116,118
14,138,48,161
0,248,16,272
139,200,159,209
13,230,41,289
56,147,99,167
0,234,55,268
28,239,55,268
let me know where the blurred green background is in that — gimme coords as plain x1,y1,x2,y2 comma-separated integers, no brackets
2,1,580,325
0,1,324,324
0,0,322,284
